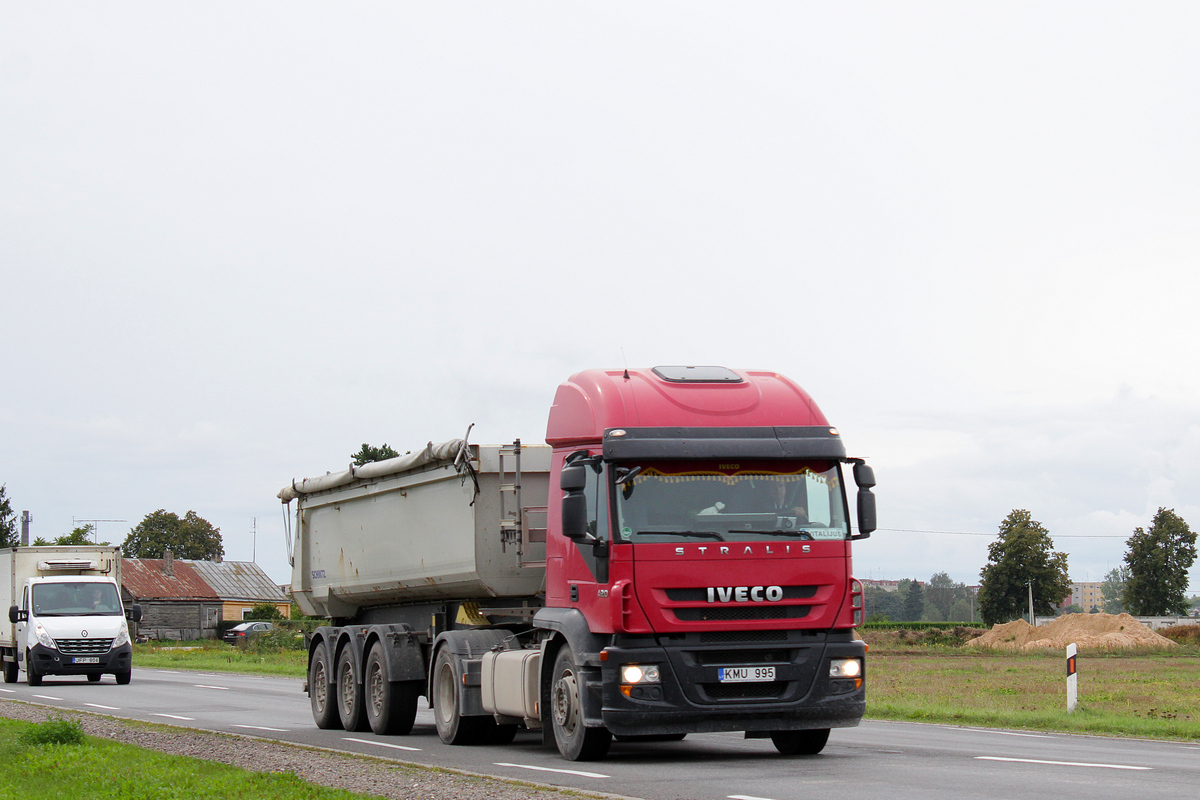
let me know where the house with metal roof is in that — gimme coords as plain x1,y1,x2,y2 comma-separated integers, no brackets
121,551,290,640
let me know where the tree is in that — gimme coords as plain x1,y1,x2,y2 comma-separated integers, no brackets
1101,565,1130,614
948,598,974,623
1123,508,1197,616
351,443,400,466
976,509,1072,626
0,485,17,549
36,524,108,547
926,571,966,620
863,585,902,622
903,580,925,621
122,510,223,561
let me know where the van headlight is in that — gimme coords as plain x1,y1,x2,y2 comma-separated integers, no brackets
113,625,130,648
829,658,862,678
34,623,56,649
620,664,661,684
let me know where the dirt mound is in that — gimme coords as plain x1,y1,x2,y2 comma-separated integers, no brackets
965,613,1176,652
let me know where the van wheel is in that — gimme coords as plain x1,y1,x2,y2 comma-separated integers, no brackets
87,673,102,683
550,646,611,761
365,642,419,735
309,646,341,729
115,668,131,685
771,728,829,755
336,648,370,732
25,653,41,687
432,647,487,745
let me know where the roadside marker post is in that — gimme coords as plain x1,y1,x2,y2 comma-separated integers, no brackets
1066,643,1078,713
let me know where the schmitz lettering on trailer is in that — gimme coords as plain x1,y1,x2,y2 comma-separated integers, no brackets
674,544,811,556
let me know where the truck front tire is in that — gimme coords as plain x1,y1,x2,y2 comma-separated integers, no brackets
336,648,370,732
550,646,610,761
770,728,829,755
365,642,419,736
309,646,342,729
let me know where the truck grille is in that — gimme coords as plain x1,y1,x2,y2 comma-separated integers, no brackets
673,606,810,622
701,681,787,701
57,638,113,655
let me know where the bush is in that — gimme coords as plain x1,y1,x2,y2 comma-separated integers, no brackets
1159,624,1200,645
20,716,85,746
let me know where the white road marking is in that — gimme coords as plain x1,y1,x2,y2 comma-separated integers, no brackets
494,762,610,779
233,724,289,732
342,737,421,752
33,694,62,701
85,703,120,710
964,729,1054,738
730,795,779,800
976,756,1151,771
152,713,195,721
193,684,229,690
0,688,15,693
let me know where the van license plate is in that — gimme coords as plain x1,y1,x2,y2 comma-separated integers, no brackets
718,666,774,683
73,657,99,664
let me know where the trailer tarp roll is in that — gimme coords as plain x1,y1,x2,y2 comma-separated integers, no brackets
278,439,467,502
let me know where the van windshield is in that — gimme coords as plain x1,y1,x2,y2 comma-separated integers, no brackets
613,459,849,543
31,583,123,616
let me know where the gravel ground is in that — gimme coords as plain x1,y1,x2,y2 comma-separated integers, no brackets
0,699,620,800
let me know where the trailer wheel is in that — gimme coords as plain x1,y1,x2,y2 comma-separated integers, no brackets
337,648,370,732
2,659,17,684
770,728,829,755
309,646,342,729
550,646,611,761
365,642,419,735
25,652,41,687
432,646,488,745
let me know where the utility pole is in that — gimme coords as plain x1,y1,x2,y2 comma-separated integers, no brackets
20,511,31,546
1027,580,1035,625
252,517,257,563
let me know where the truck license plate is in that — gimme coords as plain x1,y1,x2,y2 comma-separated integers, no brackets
717,666,774,683
72,657,99,664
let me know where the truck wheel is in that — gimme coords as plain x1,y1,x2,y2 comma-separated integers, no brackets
365,642,419,735
2,659,17,684
115,668,131,685
309,646,342,730
550,646,611,761
770,728,829,755
336,648,370,732
25,653,41,687
432,646,487,745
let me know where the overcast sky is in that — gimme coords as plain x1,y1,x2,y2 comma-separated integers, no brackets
3,4,1198,597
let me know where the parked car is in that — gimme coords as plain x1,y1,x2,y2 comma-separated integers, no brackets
222,621,275,645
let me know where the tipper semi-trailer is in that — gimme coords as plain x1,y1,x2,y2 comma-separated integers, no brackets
281,366,876,761
1,545,142,685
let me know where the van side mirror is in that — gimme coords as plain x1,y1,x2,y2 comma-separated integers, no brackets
127,604,143,623
8,605,20,624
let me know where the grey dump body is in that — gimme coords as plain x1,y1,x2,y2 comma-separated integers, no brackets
285,441,551,620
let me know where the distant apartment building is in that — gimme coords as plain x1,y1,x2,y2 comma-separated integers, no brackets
1062,581,1104,612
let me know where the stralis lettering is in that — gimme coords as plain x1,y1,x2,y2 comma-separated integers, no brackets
707,586,785,603
674,544,811,556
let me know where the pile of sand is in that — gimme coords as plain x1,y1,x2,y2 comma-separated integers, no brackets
965,612,1176,652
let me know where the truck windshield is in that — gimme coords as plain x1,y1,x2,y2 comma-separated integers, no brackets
613,459,849,543
31,583,123,616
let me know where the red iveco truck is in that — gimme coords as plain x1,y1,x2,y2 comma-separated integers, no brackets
281,366,875,761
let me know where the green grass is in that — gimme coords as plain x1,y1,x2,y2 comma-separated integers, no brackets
0,716,381,800
134,641,307,677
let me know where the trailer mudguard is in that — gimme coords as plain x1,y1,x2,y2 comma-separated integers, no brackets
430,629,510,717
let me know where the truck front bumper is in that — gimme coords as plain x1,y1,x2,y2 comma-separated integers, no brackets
596,633,865,737
29,642,132,676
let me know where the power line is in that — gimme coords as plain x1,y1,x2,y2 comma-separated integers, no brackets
878,527,1128,539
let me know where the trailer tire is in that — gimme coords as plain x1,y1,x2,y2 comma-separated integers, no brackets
2,659,17,684
550,646,611,761
432,646,488,745
337,647,370,732
309,646,342,730
365,642,419,736
25,653,41,687
770,728,829,755
115,668,131,685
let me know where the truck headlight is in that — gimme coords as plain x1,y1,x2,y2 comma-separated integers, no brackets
829,658,862,678
113,624,130,648
621,664,661,684
34,623,56,649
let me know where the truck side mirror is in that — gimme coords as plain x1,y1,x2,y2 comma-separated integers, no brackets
8,605,19,624
560,464,587,492
127,604,143,623
856,489,876,537
562,494,588,540
853,462,875,489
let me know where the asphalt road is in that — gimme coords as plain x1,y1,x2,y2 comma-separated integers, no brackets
3,667,1198,800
